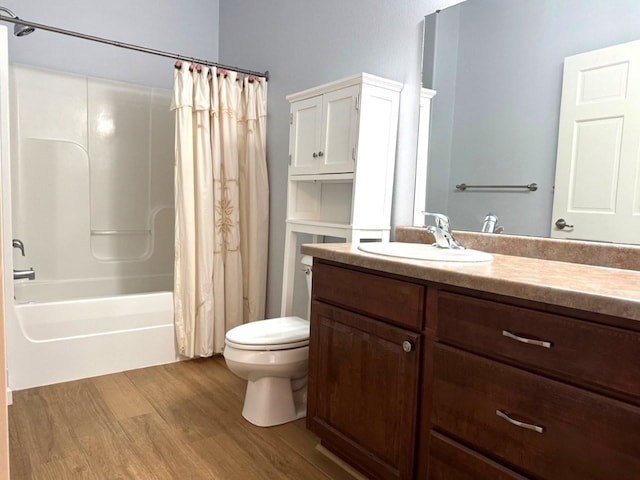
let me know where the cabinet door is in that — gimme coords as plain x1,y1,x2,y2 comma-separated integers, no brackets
320,85,359,174
289,95,322,175
308,300,421,480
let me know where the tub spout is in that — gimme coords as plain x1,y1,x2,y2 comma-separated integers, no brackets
14,268,35,281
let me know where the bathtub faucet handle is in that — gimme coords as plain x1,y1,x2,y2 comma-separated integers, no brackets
12,239,25,256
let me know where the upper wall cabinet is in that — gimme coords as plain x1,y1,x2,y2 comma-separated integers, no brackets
287,73,402,177
284,73,402,232
289,85,359,175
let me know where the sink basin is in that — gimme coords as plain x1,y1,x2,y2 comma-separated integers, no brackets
357,242,493,262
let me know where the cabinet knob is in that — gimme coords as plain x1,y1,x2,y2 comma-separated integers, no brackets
312,152,318,158
318,151,324,157
402,341,413,353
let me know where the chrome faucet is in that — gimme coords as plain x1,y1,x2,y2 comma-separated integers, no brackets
14,268,35,281
12,239,25,256
12,239,35,280
423,212,465,250
481,214,504,234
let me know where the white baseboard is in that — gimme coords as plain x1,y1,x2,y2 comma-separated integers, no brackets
6,387,12,406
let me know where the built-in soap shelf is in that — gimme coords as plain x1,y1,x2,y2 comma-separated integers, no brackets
90,230,151,235
90,229,152,261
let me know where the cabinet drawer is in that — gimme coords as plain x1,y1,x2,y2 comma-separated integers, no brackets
313,262,424,330
432,344,640,480
427,431,529,480
437,291,640,400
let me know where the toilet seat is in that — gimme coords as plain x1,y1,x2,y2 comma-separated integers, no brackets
225,316,309,351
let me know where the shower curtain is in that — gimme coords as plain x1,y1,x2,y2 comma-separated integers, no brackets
172,65,268,357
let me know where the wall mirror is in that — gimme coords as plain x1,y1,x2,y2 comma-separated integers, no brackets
416,0,640,244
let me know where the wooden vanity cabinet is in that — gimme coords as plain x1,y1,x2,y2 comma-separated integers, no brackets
307,261,425,480
308,259,640,479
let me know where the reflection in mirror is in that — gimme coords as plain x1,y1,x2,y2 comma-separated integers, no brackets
420,0,640,244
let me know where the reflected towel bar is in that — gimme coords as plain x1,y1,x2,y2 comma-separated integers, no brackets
91,230,151,236
455,183,538,191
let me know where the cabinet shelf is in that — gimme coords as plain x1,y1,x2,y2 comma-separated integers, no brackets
289,173,354,182
286,219,351,229
286,219,390,233
285,220,353,239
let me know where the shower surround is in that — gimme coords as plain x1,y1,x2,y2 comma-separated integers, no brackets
6,65,177,390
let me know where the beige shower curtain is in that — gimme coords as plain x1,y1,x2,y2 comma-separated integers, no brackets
171,65,268,358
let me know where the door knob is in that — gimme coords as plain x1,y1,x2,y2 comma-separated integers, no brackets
312,152,318,158
318,151,324,157
555,218,574,230
402,341,413,353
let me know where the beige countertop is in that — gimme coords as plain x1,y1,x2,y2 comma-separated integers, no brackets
301,242,640,323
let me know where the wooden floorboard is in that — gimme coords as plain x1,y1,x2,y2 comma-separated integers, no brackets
8,356,356,480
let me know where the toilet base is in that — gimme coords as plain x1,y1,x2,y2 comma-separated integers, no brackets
242,376,307,427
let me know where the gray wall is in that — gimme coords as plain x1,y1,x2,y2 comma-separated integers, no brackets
0,0,219,88
219,0,461,318
1,0,470,320
427,0,640,236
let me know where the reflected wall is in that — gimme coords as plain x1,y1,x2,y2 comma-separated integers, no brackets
425,0,640,237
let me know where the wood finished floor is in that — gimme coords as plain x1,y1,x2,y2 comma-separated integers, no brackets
8,356,356,480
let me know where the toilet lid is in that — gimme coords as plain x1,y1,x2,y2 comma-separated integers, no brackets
225,316,309,351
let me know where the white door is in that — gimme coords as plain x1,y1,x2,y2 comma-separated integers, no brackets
319,85,359,174
289,95,322,175
551,40,640,244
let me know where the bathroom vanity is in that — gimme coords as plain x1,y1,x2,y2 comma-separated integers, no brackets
303,232,640,480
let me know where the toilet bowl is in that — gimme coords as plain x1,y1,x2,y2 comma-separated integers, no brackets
223,255,313,427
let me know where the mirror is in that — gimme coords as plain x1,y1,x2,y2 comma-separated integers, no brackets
419,0,640,242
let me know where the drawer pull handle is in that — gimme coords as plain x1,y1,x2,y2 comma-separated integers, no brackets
402,341,413,353
502,330,552,349
496,409,544,434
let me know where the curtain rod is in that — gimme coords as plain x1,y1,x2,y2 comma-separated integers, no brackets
0,15,270,81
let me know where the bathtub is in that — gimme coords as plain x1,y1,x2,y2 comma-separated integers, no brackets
7,277,178,391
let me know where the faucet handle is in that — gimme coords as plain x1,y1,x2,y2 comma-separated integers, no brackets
12,239,25,256
422,212,452,232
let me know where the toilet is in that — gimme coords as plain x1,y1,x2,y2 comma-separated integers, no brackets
223,255,313,427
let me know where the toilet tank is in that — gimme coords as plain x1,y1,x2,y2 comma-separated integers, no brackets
301,255,313,296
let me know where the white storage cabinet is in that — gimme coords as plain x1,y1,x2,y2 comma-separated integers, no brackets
281,73,402,315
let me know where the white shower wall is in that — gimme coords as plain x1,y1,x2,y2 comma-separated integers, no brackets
9,65,174,297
